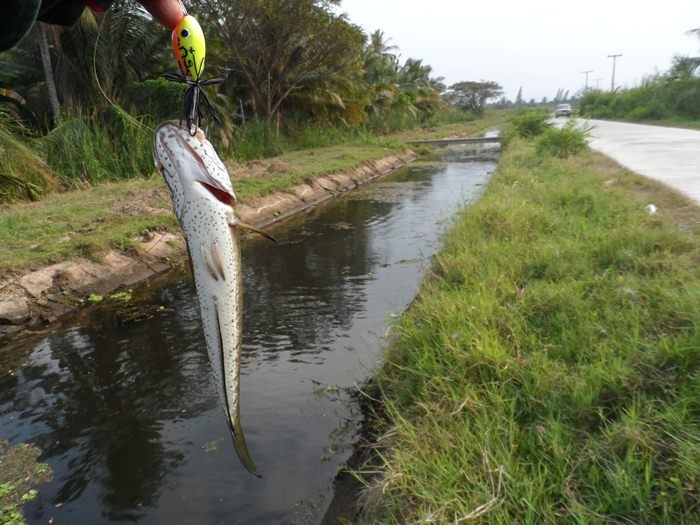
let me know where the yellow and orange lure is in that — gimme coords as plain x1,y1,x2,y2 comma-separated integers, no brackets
171,15,206,80
165,15,222,134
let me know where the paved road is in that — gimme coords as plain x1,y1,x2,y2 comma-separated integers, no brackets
581,119,700,204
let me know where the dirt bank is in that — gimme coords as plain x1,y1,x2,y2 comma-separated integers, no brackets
0,151,415,340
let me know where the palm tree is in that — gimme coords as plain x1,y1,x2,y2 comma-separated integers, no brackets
53,3,169,108
684,28,700,74
0,1,169,123
362,30,400,115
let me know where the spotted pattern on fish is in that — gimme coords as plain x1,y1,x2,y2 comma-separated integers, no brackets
153,121,258,476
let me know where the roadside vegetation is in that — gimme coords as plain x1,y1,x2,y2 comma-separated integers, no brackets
579,53,700,127
359,117,700,523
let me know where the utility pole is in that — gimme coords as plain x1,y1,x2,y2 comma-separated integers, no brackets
581,70,593,90
594,78,602,89
608,53,622,91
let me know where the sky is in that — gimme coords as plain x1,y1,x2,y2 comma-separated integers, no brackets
334,0,700,101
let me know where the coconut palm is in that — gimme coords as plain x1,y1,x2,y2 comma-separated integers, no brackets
53,2,170,108
0,1,169,120
362,30,400,115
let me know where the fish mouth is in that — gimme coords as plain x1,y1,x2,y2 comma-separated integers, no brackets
155,121,236,206
200,181,234,206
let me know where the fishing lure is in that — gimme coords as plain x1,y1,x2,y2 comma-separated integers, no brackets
165,15,223,134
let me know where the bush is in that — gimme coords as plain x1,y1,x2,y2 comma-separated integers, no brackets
579,76,700,122
501,109,551,148
536,121,589,158
124,79,187,123
507,109,551,138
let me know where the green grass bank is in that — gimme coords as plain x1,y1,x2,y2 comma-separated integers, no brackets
0,116,504,277
360,140,700,523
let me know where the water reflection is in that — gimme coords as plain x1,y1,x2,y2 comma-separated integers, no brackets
0,149,495,524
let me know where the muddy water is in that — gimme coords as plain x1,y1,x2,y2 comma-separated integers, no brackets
0,148,496,524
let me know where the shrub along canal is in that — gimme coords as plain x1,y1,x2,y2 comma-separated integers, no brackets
1,145,497,524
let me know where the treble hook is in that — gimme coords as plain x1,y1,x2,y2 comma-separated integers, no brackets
163,72,224,134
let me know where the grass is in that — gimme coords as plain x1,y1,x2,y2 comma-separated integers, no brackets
0,178,176,275
0,114,505,275
42,110,154,186
359,139,700,523
231,143,402,200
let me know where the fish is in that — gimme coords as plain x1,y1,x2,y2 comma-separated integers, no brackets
152,120,269,477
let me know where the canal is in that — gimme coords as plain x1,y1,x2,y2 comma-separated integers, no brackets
1,146,496,524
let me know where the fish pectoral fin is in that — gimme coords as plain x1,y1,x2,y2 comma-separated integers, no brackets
210,241,226,281
229,217,278,243
200,244,220,281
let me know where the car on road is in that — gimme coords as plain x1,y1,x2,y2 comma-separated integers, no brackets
555,103,573,118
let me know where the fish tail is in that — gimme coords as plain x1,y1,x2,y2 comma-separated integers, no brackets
214,304,261,477
228,410,261,478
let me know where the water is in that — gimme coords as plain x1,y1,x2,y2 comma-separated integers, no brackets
0,148,496,524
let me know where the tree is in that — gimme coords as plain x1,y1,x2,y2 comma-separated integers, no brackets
36,23,60,123
0,1,168,120
668,55,699,79
447,80,503,115
362,30,400,115
193,0,366,131
515,86,523,106
53,3,169,107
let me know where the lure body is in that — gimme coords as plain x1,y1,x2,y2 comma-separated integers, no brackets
172,15,206,80
153,121,258,476
166,14,222,134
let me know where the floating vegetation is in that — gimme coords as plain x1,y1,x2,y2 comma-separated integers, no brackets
0,440,53,525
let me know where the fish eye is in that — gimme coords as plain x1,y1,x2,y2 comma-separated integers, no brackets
181,28,190,38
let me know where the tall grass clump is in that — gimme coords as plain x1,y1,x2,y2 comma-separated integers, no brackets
42,109,153,186
290,123,375,150
0,115,58,202
361,140,700,523
225,120,378,161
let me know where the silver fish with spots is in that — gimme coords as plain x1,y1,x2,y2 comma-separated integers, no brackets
153,120,260,476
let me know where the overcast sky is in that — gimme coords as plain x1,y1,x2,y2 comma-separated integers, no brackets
335,0,700,101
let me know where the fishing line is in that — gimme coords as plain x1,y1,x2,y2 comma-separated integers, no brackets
92,9,154,132
91,8,170,254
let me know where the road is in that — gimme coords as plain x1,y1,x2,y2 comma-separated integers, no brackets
581,119,700,204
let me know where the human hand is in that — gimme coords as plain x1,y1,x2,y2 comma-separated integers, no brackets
136,0,186,30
